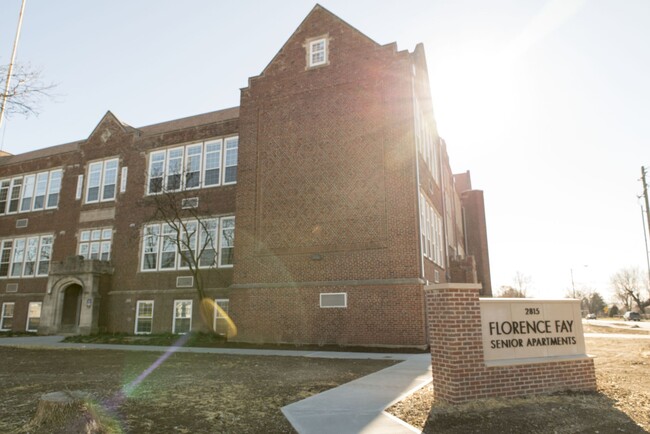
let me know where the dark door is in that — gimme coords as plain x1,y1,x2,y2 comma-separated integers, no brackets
61,284,82,327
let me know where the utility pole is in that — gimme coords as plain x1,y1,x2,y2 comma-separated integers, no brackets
642,166,650,284
0,0,28,131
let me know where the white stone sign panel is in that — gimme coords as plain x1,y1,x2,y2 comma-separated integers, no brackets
480,298,587,363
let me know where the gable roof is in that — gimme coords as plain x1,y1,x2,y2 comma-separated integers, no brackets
137,106,239,136
257,4,382,78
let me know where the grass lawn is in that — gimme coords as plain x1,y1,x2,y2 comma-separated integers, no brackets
0,347,396,433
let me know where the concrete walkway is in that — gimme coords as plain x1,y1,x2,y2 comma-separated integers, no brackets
0,335,431,433
282,353,431,434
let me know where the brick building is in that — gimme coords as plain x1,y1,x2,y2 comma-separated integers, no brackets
0,5,490,347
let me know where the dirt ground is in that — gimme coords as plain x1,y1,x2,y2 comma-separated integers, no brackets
389,331,650,433
0,347,395,433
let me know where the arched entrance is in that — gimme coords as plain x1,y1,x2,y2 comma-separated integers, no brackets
60,284,83,331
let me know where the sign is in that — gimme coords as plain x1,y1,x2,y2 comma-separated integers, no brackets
480,299,587,363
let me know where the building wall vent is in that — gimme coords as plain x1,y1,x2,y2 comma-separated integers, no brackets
320,292,347,308
181,197,199,209
15,219,28,229
6,283,18,293
176,276,194,288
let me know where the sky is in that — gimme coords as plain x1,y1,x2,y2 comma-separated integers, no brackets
1,0,648,302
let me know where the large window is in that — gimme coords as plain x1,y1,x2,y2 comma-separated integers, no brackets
26,302,42,332
141,217,234,271
173,300,192,334
0,235,53,278
85,158,119,203
0,169,62,215
135,300,154,334
147,136,238,194
419,194,444,267
78,228,112,261
0,302,14,331
413,97,439,184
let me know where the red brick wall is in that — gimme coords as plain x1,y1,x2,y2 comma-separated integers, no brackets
425,285,596,403
230,284,427,347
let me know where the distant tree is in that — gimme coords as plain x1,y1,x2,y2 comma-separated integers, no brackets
608,305,619,318
610,267,650,314
498,286,527,298
0,63,55,120
587,291,606,315
512,271,531,297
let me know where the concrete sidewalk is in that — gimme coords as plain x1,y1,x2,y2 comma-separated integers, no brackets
0,335,415,360
282,354,431,434
0,335,432,433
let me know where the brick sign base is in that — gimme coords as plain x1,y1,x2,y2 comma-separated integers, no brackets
425,284,596,404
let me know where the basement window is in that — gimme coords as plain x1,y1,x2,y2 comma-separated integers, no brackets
320,292,347,308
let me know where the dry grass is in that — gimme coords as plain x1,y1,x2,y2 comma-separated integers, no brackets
388,336,650,433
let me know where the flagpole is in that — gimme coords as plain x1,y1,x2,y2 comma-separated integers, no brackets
0,0,28,133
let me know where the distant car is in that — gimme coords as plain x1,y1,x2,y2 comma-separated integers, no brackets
585,313,596,320
624,311,641,321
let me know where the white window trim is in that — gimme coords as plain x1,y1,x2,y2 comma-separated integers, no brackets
172,299,192,334
0,234,54,279
25,301,42,332
213,298,229,331
0,302,14,331
140,217,232,272
146,136,238,195
0,169,63,215
308,37,328,68
85,158,119,204
134,300,154,335
78,227,112,261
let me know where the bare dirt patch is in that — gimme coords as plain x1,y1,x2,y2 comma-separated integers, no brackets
388,337,650,433
0,347,396,433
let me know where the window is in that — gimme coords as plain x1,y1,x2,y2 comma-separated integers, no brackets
308,37,328,67
173,300,192,334
219,217,235,267
85,158,119,203
26,302,42,332
0,169,62,215
0,302,14,330
223,137,238,185
135,300,154,334
419,194,444,267
141,217,233,271
213,298,229,332
0,235,53,278
78,228,112,261
146,137,238,194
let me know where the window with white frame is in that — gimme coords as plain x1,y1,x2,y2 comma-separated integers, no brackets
0,169,62,215
0,234,53,278
213,298,229,331
78,228,112,261
26,301,42,332
141,217,234,271
173,300,192,334
419,193,444,267
85,158,119,203
413,95,439,184
146,137,238,195
0,302,14,331
308,37,328,67
135,300,154,334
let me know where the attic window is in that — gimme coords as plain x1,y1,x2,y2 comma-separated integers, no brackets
308,37,328,68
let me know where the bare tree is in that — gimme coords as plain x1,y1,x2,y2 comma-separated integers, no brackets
1,63,55,120
140,170,235,336
610,267,650,313
497,285,526,298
